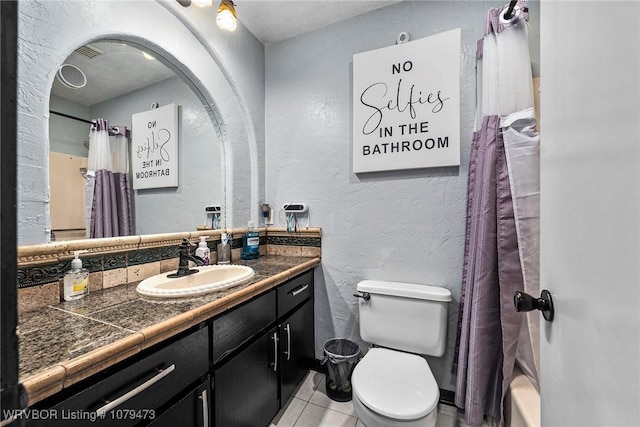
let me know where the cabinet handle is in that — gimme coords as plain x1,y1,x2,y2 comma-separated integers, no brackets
0,416,17,427
290,284,308,297
95,364,176,417
271,332,279,372
199,388,209,427
284,324,291,361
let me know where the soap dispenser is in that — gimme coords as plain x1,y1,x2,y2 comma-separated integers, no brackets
64,250,89,301
241,221,260,260
195,236,210,265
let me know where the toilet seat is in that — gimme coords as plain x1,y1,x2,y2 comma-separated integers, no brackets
352,347,439,421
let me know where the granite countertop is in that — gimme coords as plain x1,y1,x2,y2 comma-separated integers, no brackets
18,255,320,406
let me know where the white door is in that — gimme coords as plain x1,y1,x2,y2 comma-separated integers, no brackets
540,1,639,426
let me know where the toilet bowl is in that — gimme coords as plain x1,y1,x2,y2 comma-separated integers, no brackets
351,347,439,427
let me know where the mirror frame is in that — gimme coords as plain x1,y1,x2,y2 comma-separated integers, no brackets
17,1,257,245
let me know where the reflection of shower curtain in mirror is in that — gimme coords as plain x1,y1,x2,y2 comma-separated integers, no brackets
86,119,132,238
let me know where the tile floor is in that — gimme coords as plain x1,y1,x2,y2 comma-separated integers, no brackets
269,370,461,427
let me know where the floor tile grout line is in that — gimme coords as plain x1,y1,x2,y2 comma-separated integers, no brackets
291,400,309,427
291,371,361,427
304,401,358,422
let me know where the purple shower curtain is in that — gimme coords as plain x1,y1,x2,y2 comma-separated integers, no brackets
454,2,537,426
87,119,133,238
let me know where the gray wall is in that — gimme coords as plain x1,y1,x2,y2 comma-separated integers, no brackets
49,95,90,157
91,76,223,234
266,0,538,391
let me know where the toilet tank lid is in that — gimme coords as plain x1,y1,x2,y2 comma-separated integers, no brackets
357,280,452,302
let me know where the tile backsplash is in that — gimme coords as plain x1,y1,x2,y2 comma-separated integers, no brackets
17,227,321,313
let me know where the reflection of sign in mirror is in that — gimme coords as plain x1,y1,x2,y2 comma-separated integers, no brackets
353,28,461,173
132,103,179,189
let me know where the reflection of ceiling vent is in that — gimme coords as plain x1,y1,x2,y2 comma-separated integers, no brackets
74,44,105,59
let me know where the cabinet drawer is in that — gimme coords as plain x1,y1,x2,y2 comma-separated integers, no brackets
277,271,313,318
212,289,276,364
29,326,208,427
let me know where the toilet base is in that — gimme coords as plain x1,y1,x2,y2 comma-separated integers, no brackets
353,394,437,427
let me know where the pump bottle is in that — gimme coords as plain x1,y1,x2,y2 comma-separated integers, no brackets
64,250,89,301
195,236,210,265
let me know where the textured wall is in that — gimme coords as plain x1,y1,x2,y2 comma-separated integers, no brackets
17,0,264,244
91,76,223,235
266,0,502,391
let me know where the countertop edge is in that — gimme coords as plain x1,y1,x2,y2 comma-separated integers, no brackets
22,257,320,407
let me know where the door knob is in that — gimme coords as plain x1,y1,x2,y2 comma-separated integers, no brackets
513,290,554,322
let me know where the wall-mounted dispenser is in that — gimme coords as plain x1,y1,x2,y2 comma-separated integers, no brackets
283,203,309,232
205,205,221,229
282,203,308,213
262,203,273,225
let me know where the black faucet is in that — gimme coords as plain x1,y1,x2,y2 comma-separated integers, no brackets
167,238,206,278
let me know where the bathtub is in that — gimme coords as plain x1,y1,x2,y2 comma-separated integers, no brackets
505,365,541,427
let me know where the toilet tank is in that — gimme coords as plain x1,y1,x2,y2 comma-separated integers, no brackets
357,280,452,357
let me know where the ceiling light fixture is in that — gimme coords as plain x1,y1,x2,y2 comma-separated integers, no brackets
217,0,238,32
193,0,213,7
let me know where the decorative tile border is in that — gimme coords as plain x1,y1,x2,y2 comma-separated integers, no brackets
103,254,127,271
159,245,180,260
17,264,62,289
266,227,322,248
126,248,161,266
267,236,321,247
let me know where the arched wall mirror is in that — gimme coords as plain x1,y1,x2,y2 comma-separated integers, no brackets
16,0,257,246
48,40,224,241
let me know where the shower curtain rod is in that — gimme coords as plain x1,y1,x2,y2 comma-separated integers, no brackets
49,110,129,137
50,110,93,124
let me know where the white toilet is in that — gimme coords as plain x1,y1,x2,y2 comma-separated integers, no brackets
351,280,452,427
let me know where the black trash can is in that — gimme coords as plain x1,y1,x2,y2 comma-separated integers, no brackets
322,338,360,402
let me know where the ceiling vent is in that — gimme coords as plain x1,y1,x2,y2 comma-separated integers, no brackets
74,44,105,59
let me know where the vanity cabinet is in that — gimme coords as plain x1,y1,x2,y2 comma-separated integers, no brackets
212,270,315,427
27,325,209,427
24,268,315,427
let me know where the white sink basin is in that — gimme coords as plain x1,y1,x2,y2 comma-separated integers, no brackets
136,265,255,299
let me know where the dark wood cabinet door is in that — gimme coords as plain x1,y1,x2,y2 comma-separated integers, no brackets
280,300,315,404
150,378,210,427
214,328,279,427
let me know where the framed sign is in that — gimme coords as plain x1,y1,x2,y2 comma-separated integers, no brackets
353,28,461,173
131,103,179,189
